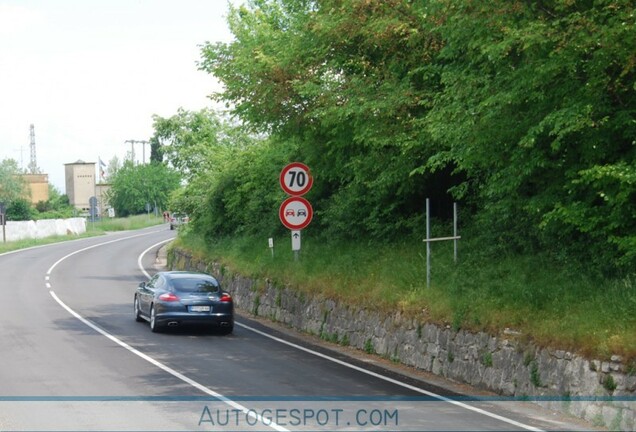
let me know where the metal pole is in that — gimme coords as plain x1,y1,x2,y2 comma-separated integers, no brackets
453,202,458,263
125,140,136,164
426,198,430,288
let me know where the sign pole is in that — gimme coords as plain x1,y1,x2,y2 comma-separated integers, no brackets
291,230,301,261
426,198,431,288
0,202,6,243
454,202,458,263
423,199,461,288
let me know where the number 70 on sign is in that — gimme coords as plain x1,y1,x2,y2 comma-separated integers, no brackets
280,162,313,196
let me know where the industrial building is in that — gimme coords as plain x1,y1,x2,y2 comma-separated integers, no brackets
64,160,95,212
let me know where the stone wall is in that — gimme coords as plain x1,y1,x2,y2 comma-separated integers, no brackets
169,248,636,431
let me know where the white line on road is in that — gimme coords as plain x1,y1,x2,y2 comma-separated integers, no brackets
137,240,543,432
42,231,543,432
235,322,543,431
46,233,289,432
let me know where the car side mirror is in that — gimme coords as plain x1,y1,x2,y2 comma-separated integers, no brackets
138,282,146,288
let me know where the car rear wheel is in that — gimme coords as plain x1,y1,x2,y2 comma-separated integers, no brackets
219,324,233,335
134,296,144,322
149,305,162,333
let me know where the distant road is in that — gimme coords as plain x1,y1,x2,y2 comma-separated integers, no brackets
0,226,593,431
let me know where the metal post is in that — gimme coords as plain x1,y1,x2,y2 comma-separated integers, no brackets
423,199,461,288
125,140,136,164
453,202,458,263
0,203,5,243
426,198,431,288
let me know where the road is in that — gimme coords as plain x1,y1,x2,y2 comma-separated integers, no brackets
0,226,596,431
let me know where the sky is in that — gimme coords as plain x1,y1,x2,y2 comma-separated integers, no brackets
0,0,236,192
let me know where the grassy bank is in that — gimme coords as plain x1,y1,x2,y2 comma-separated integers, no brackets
86,214,164,233
0,215,164,255
175,231,636,364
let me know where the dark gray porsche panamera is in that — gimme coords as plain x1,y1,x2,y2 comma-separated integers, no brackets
134,271,233,334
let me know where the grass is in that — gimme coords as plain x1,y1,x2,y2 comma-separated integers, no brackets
0,214,164,254
174,231,636,362
86,214,164,233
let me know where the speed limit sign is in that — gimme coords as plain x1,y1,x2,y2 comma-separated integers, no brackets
280,162,313,196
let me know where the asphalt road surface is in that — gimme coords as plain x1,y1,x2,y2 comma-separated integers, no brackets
0,226,598,431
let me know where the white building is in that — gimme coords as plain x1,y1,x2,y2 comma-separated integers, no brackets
64,160,95,212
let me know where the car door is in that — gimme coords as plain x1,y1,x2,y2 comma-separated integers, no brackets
138,274,159,315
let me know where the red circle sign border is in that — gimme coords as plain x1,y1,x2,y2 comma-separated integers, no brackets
280,162,313,196
279,196,313,230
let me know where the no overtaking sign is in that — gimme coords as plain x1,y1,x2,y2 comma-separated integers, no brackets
279,196,313,230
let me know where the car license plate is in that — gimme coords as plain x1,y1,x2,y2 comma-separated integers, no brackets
190,305,211,312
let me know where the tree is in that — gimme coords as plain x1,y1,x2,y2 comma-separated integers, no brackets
198,0,458,238
107,161,181,217
32,184,74,219
0,159,28,204
6,198,33,221
150,108,263,227
106,156,121,180
198,0,636,270
150,108,254,183
423,0,636,267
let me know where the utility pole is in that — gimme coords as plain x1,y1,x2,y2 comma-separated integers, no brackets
124,140,136,164
141,140,148,164
124,139,149,164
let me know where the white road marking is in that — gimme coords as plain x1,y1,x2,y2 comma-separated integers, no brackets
46,233,288,432
40,231,543,432
236,322,543,431
137,240,543,432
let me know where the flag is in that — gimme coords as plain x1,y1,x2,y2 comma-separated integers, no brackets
99,157,106,180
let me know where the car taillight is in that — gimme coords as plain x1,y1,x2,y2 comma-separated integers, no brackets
159,292,180,302
219,293,232,302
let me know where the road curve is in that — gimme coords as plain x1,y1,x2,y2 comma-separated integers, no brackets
0,226,594,431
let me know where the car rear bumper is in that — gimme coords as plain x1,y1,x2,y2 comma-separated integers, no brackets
155,312,234,328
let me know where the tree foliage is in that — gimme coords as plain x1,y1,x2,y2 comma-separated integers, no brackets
6,198,33,221
33,185,75,220
107,161,181,217
425,0,636,267
0,159,28,204
152,108,260,233
199,0,454,238
187,0,636,271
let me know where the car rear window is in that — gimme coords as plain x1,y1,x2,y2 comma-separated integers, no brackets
172,278,220,293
